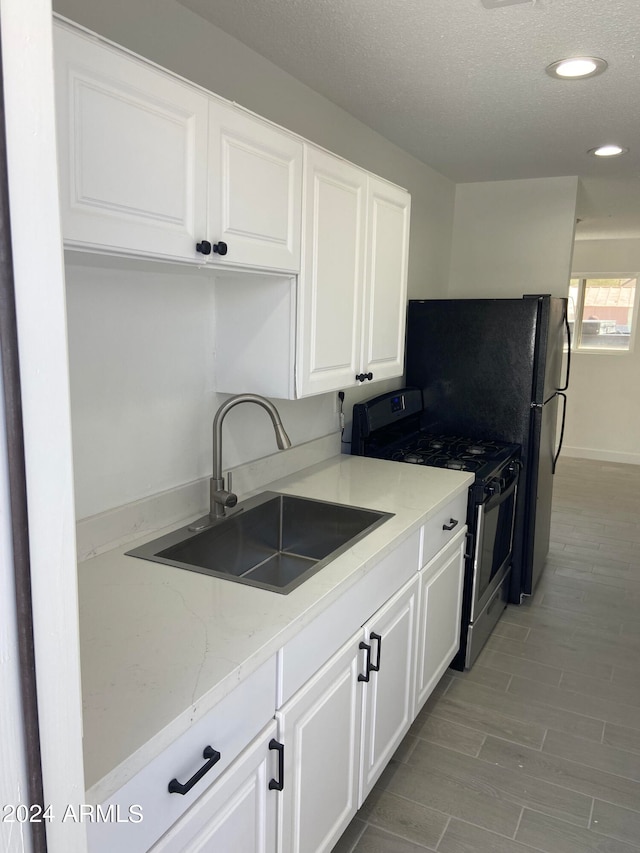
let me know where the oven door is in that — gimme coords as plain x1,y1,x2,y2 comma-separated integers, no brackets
470,467,518,621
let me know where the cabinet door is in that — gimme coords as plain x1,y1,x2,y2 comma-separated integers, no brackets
415,532,465,715
150,721,278,853
361,178,411,382
276,632,363,853
297,146,367,397
54,23,208,262
208,103,302,272
359,575,418,804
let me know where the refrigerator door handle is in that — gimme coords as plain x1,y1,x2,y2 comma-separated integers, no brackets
557,308,571,392
553,392,567,474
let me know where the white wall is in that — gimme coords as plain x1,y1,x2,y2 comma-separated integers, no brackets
449,177,578,298
65,257,340,519
563,238,640,465
52,0,458,518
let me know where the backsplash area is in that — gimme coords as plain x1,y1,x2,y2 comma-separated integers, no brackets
64,253,340,522
75,433,341,560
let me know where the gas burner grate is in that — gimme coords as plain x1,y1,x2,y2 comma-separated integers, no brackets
372,430,519,483
393,449,484,472
465,444,486,456
410,435,506,461
416,437,447,453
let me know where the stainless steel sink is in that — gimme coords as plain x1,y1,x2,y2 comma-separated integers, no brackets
126,492,393,594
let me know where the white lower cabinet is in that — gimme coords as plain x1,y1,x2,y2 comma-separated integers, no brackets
275,574,419,853
276,633,364,853
358,577,417,804
150,721,279,853
414,529,466,715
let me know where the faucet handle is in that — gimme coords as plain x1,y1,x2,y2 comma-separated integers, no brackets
211,487,238,511
224,471,238,510
209,474,238,519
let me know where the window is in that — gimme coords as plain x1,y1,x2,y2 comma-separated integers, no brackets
568,276,638,352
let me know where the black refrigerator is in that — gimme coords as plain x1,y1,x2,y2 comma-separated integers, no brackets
405,295,570,602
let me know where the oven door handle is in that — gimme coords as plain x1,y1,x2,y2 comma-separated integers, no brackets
482,474,518,513
464,531,475,561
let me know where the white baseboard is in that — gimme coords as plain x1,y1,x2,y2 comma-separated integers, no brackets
76,432,341,561
561,445,640,467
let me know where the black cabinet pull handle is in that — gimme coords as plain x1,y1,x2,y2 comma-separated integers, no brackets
168,745,221,794
355,372,375,383
370,632,382,672
366,372,373,381
213,241,228,256
268,739,284,791
442,518,459,531
196,240,212,255
358,641,372,681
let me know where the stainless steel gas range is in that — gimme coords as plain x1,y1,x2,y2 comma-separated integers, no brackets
351,387,521,670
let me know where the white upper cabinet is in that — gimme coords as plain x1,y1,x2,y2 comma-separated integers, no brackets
54,23,209,263
295,145,410,398
54,20,410,398
207,103,302,272
54,22,302,272
215,147,411,399
296,146,367,396
362,177,411,382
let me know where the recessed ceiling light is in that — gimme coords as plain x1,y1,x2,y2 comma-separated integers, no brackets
546,57,608,79
588,145,629,157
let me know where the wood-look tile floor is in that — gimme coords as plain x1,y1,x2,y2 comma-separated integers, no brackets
333,457,640,853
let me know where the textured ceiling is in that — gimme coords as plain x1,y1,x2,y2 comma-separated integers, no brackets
177,0,640,238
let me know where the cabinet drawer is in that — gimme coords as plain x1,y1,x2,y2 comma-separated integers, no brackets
420,490,468,568
87,655,277,853
278,529,420,706
149,720,278,853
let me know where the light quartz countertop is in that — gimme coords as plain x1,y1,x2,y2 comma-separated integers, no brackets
78,454,472,802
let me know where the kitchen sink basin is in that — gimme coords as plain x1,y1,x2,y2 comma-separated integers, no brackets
126,492,393,594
